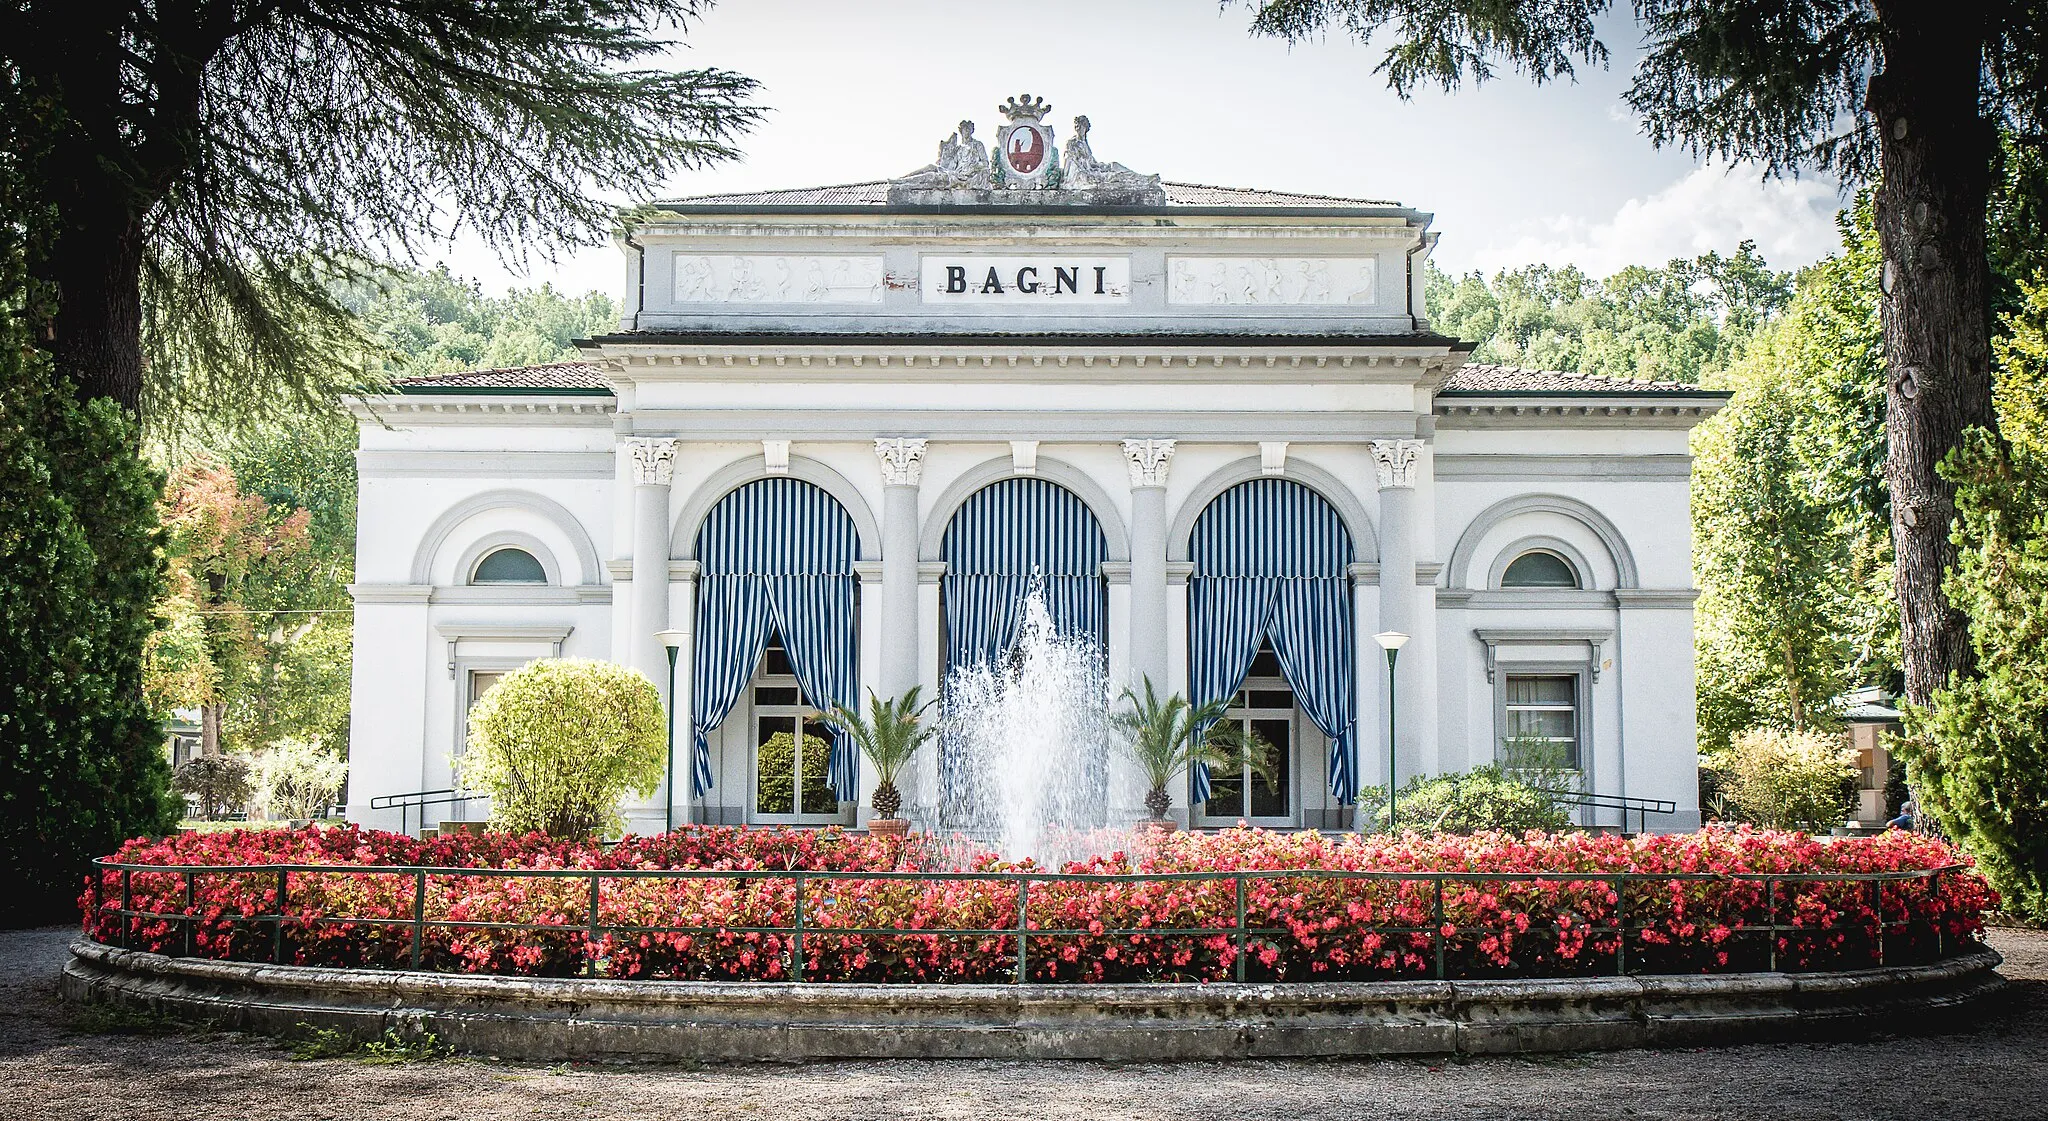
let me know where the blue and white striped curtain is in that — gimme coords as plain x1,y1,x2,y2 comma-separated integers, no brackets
940,478,1108,670
691,478,861,798
1186,479,1360,803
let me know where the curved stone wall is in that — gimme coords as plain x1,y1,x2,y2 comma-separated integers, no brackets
62,939,2004,1062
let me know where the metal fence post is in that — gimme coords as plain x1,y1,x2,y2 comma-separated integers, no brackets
1014,877,1029,983
410,869,427,971
1614,875,1628,976
1765,877,1778,972
587,872,602,978
120,868,132,951
1432,876,1447,980
792,873,806,982
181,871,195,958
273,868,288,964
1870,878,1885,967
1932,870,1945,959
1235,875,1248,983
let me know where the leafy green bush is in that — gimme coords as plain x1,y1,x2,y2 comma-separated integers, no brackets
456,658,664,838
1362,766,1573,834
754,730,837,817
173,754,254,820
255,737,347,821
1706,728,1856,831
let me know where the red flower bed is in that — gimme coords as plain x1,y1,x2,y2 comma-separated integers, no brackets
80,825,1992,984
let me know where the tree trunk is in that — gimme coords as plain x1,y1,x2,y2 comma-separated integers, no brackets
201,704,222,756
39,220,148,413
1867,1,1999,707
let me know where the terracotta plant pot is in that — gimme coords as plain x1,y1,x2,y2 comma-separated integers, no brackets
868,818,911,837
1139,816,1178,833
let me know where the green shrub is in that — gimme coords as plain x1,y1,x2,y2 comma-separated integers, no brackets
754,730,837,816
456,658,664,838
1706,728,1856,831
1362,766,1573,834
255,736,347,821
173,754,254,820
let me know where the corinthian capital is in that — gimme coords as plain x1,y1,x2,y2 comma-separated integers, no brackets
623,437,679,486
1122,438,1176,488
1370,439,1425,490
874,437,927,486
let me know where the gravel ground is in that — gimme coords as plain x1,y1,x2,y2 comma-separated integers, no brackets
5,925,2047,1121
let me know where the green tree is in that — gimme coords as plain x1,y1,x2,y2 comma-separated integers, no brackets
1911,274,2048,919
822,688,941,821
1707,728,1858,832
1228,0,2048,711
458,659,666,838
1112,677,1275,822
334,265,618,380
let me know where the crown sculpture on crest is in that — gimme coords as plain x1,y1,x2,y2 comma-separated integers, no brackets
890,93,1165,205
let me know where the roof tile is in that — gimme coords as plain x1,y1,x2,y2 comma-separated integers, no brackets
392,361,610,391
1438,364,1701,394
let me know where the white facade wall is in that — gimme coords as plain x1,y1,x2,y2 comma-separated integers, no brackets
345,194,1718,836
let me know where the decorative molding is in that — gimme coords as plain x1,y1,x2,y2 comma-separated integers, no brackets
435,623,575,679
1164,560,1196,585
344,397,615,427
1434,453,1694,481
607,559,634,581
1347,562,1381,587
874,438,928,487
591,344,1470,385
1260,441,1288,476
627,409,1423,443
853,560,886,585
1447,493,1641,591
1370,439,1424,489
1099,561,1133,586
1416,561,1445,584
1474,627,1614,683
623,437,679,486
408,490,603,588
431,586,612,606
1122,438,1176,488
349,583,434,605
917,561,950,584
1167,257,1377,306
1439,589,1618,611
355,450,616,479
1435,400,1723,429
667,559,702,582
762,439,791,475
1010,440,1039,475
1613,588,1702,608
671,254,885,304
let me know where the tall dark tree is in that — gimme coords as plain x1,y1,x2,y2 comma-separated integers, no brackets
1,1,759,422
1232,0,2048,705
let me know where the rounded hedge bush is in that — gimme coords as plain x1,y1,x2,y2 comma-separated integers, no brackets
457,658,665,838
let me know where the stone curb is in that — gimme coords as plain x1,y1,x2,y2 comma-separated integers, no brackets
61,939,2006,1062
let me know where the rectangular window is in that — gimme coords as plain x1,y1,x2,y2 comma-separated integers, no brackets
1505,674,1579,766
458,670,506,755
750,637,840,823
1200,645,1298,826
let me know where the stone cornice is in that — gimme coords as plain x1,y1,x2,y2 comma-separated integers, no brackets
1435,398,1723,429
344,395,616,426
591,345,1468,386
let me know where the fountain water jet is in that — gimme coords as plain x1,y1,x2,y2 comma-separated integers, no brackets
927,590,1128,866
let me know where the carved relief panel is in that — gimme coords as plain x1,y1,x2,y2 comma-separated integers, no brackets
671,254,887,304
1166,257,1379,306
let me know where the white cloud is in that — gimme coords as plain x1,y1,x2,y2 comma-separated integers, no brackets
1463,163,1848,278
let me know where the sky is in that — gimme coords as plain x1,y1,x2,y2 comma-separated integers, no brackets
435,0,1853,296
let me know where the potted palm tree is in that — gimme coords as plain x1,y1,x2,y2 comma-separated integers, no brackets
1112,675,1275,829
824,687,939,837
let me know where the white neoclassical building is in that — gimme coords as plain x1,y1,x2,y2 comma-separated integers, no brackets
345,98,1723,835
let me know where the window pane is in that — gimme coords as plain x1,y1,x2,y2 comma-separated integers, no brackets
472,548,547,584
763,638,795,677
799,721,839,815
1206,771,1245,817
1249,718,1292,817
1501,551,1579,588
1507,708,1576,741
754,686,801,707
756,716,798,815
1248,690,1295,710
468,672,504,707
1248,648,1283,677
1507,675,1575,706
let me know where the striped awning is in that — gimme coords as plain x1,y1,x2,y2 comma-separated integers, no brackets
939,477,1109,671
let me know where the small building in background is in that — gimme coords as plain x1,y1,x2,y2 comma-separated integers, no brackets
164,708,201,770
1843,685,1903,827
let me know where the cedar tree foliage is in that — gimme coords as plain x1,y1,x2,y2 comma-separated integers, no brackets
1232,0,2048,706
0,0,760,425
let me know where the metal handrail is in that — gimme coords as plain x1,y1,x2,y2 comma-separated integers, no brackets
84,857,1971,985
1529,788,1680,834
366,789,485,837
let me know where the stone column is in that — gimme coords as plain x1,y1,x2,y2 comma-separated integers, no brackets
1122,439,1175,692
1371,439,1424,784
623,437,678,691
874,438,927,701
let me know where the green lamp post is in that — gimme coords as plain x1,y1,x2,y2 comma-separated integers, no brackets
1373,630,1409,833
655,629,688,834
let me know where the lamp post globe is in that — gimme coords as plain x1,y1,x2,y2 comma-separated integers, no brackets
1372,631,1410,834
654,629,689,834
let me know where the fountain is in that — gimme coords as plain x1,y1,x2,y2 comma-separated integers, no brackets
922,590,1128,866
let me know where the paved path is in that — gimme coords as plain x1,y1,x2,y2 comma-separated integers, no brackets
5,923,2047,1120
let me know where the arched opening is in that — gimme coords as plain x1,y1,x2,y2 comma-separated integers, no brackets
938,477,1109,673
1186,479,1357,825
1500,549,1580,589
690,478,859,823
470,547,548,585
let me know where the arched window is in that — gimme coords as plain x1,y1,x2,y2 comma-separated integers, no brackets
471,547,548,585
1500,550,1580,589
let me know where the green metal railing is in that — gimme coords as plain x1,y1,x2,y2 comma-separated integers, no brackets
86,859,1970,984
